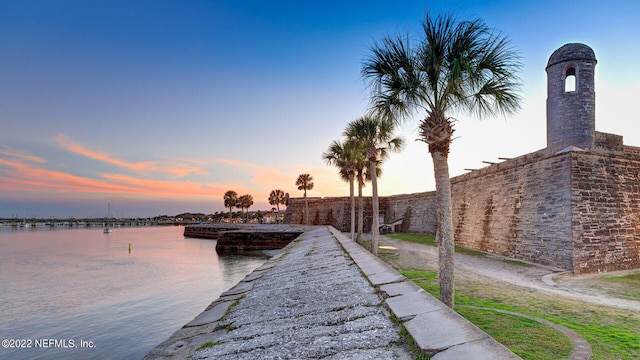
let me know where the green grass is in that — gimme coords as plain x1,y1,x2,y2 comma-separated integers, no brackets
454,246,485,256
401,268,573,359
195,341,218,351
502,259,535,267
386,232,436,246
379,233,640,358
456,307,573,360
386,233,485,256
398,267,640,359
599,272,640,300
396,321,431,360
556,270,640,301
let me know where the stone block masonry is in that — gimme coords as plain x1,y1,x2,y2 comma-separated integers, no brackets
283,192,438,235
285,43,640,274
571,151,640,273
285,145,640,274
450,150,575,270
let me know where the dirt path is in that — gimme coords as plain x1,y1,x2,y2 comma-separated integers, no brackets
377,235,640,312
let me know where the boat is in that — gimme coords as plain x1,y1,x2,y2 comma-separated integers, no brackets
104,203,113,233
19,209,30,228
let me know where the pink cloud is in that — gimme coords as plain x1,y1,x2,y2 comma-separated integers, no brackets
54,134,207,178
0,138,350,212
0,148,47,163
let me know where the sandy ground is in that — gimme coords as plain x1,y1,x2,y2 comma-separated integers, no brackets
377,235,640,312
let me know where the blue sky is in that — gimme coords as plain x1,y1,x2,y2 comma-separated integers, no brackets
1,0,639,218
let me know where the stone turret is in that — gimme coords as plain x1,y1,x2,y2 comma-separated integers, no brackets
546,43,597,154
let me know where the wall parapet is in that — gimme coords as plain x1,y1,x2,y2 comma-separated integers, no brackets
451,149,548,184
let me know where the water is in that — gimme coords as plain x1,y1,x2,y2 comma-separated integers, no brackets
0,225,267,359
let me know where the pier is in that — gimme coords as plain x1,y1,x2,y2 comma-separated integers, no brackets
145,225,519,359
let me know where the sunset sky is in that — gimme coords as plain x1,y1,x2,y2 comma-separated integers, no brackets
1,0,639,218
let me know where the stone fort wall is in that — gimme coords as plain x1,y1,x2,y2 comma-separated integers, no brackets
570,143,640,273
284,43,640,274
284,140,640,274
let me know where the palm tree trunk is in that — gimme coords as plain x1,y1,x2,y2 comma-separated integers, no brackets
357,175,364,243
304,197,309,225
432,150,455,308
369,160,380,256
349,174,355,240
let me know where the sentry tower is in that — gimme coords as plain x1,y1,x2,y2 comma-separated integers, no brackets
546,43,597,154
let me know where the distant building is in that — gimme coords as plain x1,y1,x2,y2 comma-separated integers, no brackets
258,209,275,224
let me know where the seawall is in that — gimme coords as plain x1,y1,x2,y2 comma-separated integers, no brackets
184,224,302,252
145,225,519,359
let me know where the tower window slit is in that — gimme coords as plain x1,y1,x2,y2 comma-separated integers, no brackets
565,67,576,92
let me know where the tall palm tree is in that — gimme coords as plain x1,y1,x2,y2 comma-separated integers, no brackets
268,189,287,223
223,190,238,223
238,194,254,223
362,12,522,307
355,154,384,243
245,195,254,222
323,139,361,240
296,173,314,225
344,116,404,257
355,161,366,243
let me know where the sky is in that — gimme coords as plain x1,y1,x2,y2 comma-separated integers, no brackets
1,0,639,218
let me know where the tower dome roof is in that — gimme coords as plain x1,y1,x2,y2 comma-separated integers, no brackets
547,43,596,69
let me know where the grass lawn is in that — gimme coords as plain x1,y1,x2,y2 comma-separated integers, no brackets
386,232,485,256
381,233,640,360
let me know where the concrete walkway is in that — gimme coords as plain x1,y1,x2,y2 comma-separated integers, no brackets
145,226,519,359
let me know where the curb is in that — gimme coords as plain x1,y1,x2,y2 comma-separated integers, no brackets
327,226,522,360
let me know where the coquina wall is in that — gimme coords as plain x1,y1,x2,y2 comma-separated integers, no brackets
284,196,350,231
284,43,640,274
570,144,640,273
449,149,575,270
283,192,438,235
284,141,640,274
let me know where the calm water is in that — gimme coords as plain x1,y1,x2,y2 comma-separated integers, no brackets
0,225,267,359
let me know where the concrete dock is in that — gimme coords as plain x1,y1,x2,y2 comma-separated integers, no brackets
144,226,519,359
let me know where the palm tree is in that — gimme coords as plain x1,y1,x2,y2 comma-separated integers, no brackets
362,13,522,307
355,161,366,243
344,116,404,257
296,173,314,225
323,139,361,240
245,195,254,222
268,189,287,223
238,194,254,223
355,154,383,243
324,139,381,243
223,190,238,223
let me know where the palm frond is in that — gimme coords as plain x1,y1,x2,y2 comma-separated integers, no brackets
362,11,522,141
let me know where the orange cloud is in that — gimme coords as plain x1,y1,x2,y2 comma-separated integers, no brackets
100,173,232,198
211,158,340,196
54,134,206,178
0,148,47,163
54,134,158,172
0,157,232,203
0,158,131,194
0,137,352,212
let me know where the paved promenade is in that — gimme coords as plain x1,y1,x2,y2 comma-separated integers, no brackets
145,226,519,359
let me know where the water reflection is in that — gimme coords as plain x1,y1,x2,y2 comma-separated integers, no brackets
0,226,266,359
